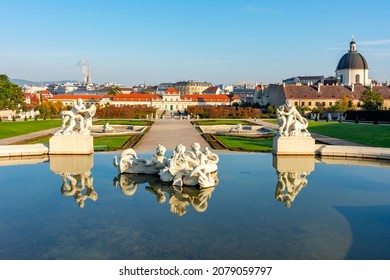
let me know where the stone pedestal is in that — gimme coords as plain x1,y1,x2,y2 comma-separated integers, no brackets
49,134,93,155
273,135,315,156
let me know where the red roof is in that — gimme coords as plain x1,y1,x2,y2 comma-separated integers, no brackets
51,94,102,101
112,93,162,101
203,86,219,94
283,84,390,100
165,87,179,94
181,94,230,102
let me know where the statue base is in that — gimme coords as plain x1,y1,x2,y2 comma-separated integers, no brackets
273,135,315,156
49,134,93,155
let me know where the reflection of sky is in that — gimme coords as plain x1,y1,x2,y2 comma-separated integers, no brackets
0,153,390,260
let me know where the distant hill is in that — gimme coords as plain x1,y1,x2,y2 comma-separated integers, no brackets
10,79,80,86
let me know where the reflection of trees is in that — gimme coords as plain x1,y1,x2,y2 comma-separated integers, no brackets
113,173,217,216
275,171,309,208
60,171,97,208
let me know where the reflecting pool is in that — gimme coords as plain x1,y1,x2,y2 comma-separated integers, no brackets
0,152,390,260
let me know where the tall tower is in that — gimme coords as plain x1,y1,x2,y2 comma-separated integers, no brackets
86,65,93,85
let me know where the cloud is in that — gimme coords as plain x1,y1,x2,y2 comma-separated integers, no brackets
359,39,390,46
244,5,282,15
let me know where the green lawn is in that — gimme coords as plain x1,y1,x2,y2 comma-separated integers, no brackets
307,121,390,148
93,120,152,126
215,136,273,152
263,119,390,148
93,136,131,150
195,120,254,125
0,120,62,140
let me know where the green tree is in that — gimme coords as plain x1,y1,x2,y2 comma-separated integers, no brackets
360,88,383,111
107,86,122,96
0,74,24,110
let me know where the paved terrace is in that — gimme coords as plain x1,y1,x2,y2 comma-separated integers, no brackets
135,118,211,153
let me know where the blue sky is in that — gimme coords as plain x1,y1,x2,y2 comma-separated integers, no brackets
1,0,390,85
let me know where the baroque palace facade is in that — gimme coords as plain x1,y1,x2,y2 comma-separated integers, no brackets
50,87,240,112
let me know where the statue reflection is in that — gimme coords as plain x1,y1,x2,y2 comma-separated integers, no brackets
60,171,97,208
114,173,217,216
50,154,97,208
273,156,314,208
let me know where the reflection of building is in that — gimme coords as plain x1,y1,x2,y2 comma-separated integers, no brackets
273,156,314,208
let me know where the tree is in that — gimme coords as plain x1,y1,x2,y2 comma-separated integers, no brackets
107,86,122,96
360,88,383,111
0,74,24,110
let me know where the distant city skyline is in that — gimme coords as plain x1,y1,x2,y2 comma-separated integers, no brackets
1,0,390,85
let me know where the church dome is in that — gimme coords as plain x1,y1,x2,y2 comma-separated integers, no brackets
336,39,368,70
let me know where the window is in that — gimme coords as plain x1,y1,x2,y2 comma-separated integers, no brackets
340,74,343,83
301,102,305,106
308,102,312,106
329,102,333,106
355,74,360,83
322,102,326,106
294,102,298,106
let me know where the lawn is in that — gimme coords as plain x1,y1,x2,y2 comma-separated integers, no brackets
93,120,152,126
93,136,132,150
215,135,273,152
263,119,390,148
0,120,62,140
307,121,390,148
194,120,254,125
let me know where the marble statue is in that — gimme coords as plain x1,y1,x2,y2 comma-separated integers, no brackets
229,123,242,133
113,144,168,174
59,98,96,135
276,99,310,137
158,143,219,188
113,142,219,189
102,122,115,133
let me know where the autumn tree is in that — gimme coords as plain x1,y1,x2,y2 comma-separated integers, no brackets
107,86,122,96
360,88,383,111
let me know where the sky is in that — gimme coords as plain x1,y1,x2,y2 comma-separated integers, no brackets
1,0,390,86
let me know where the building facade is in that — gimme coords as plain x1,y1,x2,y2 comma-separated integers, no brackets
175,80,212,96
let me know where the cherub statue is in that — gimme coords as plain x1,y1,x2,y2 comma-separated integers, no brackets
113,144,168,174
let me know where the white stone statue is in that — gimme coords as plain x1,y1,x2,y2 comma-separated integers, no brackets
229,123,242,133
59,99,96,135
102,122,115,133
159,143,219,188
276,99,310,137
113,143,219,189
113,144,168,174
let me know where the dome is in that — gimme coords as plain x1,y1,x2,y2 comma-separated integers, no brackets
336,52,368,70
336,40,368,70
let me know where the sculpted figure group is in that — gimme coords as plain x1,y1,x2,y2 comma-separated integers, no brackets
59,98,96,135
276,99,310,137
113,143,219,189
